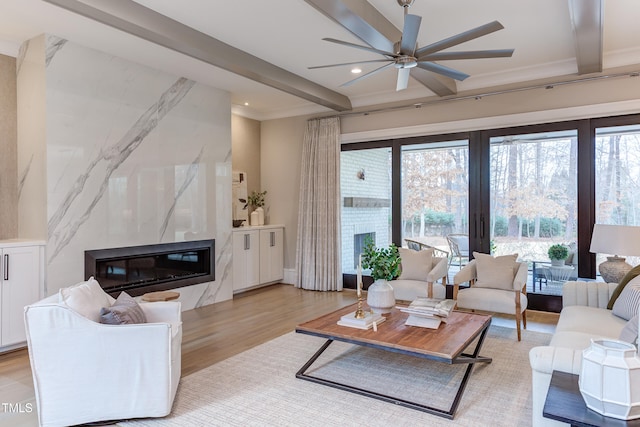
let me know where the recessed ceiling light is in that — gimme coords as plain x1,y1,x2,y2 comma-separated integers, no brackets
351,67,362,74
243,102,249,106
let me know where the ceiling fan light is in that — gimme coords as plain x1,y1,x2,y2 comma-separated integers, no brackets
394,56,417,69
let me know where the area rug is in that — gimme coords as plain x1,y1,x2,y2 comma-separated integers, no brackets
118,325,551,427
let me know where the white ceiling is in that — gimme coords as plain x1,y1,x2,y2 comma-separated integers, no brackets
1,0,639,120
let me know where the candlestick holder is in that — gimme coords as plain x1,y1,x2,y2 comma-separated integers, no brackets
354,296,366,319
337,298,386,330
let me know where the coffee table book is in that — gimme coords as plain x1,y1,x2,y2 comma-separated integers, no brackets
405,314,442,329
398,298,456,329
337,311,386,330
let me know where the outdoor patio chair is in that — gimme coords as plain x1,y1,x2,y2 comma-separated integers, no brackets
446,234,470,268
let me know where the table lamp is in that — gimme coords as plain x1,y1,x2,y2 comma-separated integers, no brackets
589,224,640,283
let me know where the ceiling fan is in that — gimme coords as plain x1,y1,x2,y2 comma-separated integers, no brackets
309,0,514,91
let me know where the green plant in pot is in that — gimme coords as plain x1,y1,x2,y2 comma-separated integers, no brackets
247,190,267,210
361,237,400,313
247,190,267,226
548,244,569,267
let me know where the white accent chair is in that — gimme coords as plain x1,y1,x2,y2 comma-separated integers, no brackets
391,247,448,301
24,278,182,427
453,253,528,341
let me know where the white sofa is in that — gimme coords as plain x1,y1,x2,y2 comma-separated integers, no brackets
529,280,625,426
391,255,448,301
24,279,182,427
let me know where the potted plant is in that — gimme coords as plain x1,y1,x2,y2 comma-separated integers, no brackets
361,237,400,313
247,190,267,226
247,190,267,210
548,244,569,267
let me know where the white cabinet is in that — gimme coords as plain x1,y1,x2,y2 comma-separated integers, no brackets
232,230,260,292
259,228,284,284
232,226,284,293
0,241,45,349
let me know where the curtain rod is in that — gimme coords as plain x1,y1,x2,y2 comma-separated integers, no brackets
317,70,640,120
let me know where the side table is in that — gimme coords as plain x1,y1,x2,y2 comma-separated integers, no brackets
141,290,180,302
543,370,640,427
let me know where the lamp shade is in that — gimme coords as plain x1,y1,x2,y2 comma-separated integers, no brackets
590,224,640,257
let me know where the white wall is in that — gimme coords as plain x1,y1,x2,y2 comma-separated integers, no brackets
0,54,17,239
17,35,233,308
260,116,308,276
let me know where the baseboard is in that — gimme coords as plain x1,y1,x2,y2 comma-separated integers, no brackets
283,268,296,286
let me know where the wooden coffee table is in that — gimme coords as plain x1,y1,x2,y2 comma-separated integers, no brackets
295,303,492,419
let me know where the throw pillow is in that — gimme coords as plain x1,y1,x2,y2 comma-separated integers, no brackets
608,264,640,309
612,275,640,321
619,314,639,345
398,247,434,281
59,277,114,322
473,252,519,290
99,292,147,325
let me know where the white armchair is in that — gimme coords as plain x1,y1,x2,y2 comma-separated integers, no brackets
391,247,448,301
453,253,528,341
24,278,182,427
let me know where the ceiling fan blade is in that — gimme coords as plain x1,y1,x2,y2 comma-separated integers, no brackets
340,62,395,87
322,38,397,58
308,59,393,69
415,21,505,57
396,68,411,91
416,61,470,81
400,14,422,55
418,49,514,61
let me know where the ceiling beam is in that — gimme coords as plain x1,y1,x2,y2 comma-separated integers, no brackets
42,0,353,112
305,0,457,96
568,0,604,74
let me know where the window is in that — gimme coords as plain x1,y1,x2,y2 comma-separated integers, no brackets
401,140,469,258
340,147,392,276
490,130,578,294
595,124,640,270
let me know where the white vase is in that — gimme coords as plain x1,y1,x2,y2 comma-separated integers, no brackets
255,207,265,226
579,338,640,420
366,279,395,314
551,259,564,267
250,211,259,226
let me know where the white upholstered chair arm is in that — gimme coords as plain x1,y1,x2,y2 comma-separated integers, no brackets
530,346,583,427
426,257,448,283
453,260,477,284
562,281,618,308
529,345,583,376
141,301,182,323
513,262,528,291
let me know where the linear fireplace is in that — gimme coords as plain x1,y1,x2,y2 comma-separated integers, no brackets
85,240,215,297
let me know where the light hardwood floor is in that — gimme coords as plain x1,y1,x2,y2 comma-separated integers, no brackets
0,284,559,426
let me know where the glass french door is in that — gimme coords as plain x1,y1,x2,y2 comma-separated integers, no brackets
400,140,469,270
489,130,578,295
594,124,640,274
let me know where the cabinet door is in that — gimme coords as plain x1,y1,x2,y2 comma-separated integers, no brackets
259,228,284,283
1,245,41,346
232,231,260,291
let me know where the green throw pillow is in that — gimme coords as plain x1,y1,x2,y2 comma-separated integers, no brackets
608,264,640,310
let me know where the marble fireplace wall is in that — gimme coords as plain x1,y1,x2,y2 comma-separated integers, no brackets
17,35,233,308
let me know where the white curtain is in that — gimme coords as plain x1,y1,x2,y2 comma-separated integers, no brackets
296,117,342,291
